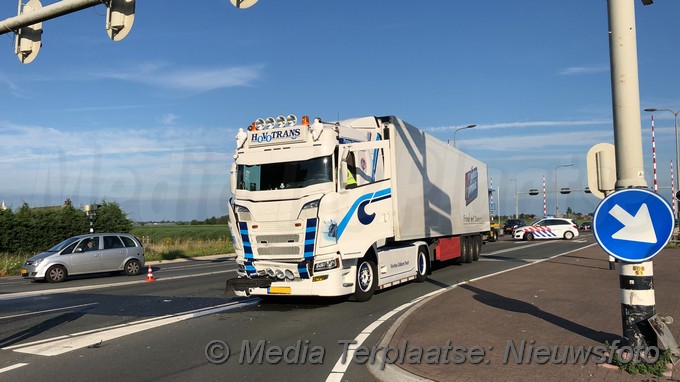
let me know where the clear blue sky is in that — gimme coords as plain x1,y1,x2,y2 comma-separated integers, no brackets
1,0,679,221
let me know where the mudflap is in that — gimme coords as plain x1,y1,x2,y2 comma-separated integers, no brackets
226,277,272,296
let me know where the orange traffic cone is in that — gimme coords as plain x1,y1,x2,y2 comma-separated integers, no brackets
146,265,155,282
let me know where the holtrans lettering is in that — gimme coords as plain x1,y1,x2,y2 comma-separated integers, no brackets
250,128,302,144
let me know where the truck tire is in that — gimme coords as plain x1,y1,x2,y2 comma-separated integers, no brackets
472,236,481,261
462,236,472,263
488,230,497,242
353,257,377,302
416,245,429,282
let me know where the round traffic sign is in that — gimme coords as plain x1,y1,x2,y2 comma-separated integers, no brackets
593,188,674,263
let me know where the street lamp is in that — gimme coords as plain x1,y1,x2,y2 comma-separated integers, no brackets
510,178,518,218
453,124,476,148
644,108,679,221
554,164,573,217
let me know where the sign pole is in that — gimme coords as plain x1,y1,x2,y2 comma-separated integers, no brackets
606,0,655,348
620,261,657,347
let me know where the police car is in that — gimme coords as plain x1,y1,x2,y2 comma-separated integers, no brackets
513,218,579,241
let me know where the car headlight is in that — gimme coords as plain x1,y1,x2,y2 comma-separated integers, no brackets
314,257,339,272
25,258,42,266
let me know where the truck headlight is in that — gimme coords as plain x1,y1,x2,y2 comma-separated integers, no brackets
298,199,320,219
234,205,252,221
314,257,339,272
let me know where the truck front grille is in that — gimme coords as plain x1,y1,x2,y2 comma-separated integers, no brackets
241,218,317,262
255,234,298,244
256,246,301,257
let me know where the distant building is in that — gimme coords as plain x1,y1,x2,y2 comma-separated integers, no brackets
30,199,74,212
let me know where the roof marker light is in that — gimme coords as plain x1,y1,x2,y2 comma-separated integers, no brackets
265,117,276,129
302,116,310,126
255,118,265,130
276,115,286,128
286,114,297,126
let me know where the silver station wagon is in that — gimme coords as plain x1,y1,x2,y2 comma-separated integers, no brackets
21,233,145,283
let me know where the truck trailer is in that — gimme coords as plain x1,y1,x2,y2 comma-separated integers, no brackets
226,115,491,301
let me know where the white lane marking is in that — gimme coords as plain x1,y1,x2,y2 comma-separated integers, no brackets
325,242,597,382
0,303,99,321
0,261,236,286
482,241,550,256
3,299,258,356
156,262,237,272
479,257,543,263
0,363,28,374
0,269,236,301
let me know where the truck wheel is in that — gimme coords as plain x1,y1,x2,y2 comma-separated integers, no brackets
353,257,377,302
472,236,481,261
489,230,497,242
46,265,66,283
524,232,534,241
416,245,429,282
462,236,472,263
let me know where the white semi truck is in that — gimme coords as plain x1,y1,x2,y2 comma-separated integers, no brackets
226,115,491,301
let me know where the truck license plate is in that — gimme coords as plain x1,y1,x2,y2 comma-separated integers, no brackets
268,286,291,295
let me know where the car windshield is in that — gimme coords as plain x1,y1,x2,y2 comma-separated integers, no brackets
237,155,333,191
47,236,81,252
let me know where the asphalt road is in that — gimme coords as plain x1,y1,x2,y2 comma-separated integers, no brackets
0,233,595,381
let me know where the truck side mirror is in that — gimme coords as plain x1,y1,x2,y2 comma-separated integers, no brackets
230,163,237,195
340,147,350,163
340,162,348,190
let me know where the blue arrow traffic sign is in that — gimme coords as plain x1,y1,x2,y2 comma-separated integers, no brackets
593,188,675,263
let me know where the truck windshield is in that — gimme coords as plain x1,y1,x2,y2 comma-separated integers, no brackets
237,155,333,191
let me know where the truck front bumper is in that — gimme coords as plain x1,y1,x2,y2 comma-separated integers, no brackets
226,266,355,297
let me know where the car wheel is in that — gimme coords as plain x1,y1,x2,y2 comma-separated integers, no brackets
124,259,142,276
564,231,574,240
524,232,534,241
45,265,67,283
416,245,429,282
352,257,377,302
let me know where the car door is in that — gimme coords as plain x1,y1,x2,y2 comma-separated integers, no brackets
533,220,556,239
546,219,566,238
67,236,103,274
101,235,127,271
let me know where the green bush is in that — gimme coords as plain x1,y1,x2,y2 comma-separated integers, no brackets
0,201,133,254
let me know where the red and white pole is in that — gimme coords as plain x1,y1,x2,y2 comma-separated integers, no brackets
672,161,676,217
652,115,658,193
489,177,494,219
542,175,547,217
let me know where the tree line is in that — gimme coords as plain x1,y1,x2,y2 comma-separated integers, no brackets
189,216,228,225
0,201,134,254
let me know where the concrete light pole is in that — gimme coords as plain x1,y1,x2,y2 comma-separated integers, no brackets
554,164,573,217
453,125,476,148
607,0,654,350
